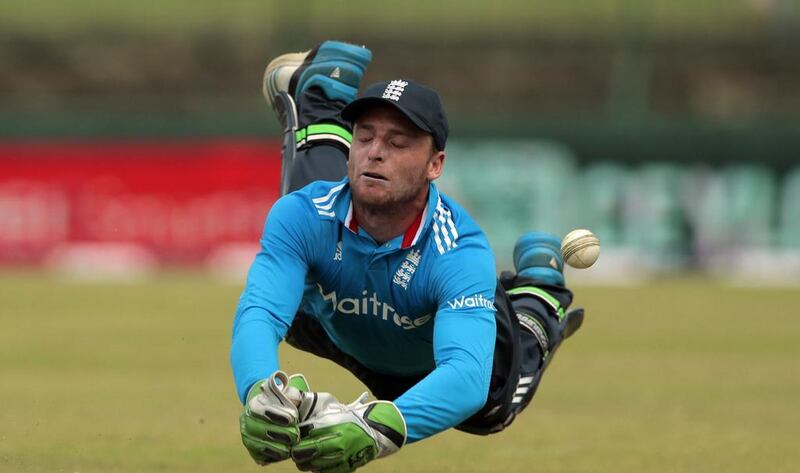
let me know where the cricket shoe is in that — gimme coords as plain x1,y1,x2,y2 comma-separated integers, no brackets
512,231,565,287
262,40,372,128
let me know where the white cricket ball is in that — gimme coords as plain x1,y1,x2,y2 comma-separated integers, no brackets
561,229,600,269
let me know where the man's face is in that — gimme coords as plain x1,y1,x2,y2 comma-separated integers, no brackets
348,104,444,212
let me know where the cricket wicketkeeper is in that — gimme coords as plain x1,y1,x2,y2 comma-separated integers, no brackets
231,40,584,472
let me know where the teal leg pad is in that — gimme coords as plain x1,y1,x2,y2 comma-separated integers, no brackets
295,41,372,103
513,231,565,287
300,75,359,104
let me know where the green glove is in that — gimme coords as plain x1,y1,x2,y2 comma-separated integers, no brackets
292,393,407,473
239,371,310,465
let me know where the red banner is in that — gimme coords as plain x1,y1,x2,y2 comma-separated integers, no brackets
0,139,282,267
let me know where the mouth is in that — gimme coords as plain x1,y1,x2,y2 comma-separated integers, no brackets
361,172,388,182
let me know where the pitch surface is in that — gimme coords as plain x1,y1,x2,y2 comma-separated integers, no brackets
1,272,797,472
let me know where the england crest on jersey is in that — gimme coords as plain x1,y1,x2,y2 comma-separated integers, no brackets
393,249,421,290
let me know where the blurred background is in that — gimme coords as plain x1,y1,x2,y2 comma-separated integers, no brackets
2,0,800,281
1,1,799,473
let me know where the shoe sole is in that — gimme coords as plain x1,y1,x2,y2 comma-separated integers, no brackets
262,50,312,109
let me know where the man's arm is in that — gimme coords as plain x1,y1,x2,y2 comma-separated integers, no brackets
230,193,316,403
394,240,498,442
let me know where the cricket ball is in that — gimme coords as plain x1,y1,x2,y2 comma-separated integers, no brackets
561,229,600,269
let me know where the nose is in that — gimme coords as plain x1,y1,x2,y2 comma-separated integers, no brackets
366,140,384,162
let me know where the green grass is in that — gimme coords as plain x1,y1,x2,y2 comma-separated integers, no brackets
1,271,798,472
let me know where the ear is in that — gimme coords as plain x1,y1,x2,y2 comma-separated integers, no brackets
427,150,445,181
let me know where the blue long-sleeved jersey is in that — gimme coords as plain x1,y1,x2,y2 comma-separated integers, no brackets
231,178,497,442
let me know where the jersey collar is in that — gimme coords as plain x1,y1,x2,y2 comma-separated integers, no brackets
335,179,441,250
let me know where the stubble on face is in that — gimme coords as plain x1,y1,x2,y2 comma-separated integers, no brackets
350,159,429,215
347,105,435,217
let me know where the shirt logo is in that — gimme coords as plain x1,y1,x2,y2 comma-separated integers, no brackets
382,80,408,101
334,241,342,261
392,249,421,290
446,293,495,311
318,285,432,330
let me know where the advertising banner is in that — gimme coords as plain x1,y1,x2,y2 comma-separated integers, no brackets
0,140,281,269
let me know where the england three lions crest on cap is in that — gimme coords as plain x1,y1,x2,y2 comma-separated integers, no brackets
382,80,408,101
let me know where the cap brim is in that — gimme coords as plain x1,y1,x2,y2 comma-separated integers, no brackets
340,97,434,135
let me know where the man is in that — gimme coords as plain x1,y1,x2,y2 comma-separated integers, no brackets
232,40,583,472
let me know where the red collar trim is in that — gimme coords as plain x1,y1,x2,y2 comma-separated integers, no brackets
347,211,359,232
401,206,426,249
345,202,427,249
344,202,358,233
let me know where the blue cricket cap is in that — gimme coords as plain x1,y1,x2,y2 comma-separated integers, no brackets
341,79,449,151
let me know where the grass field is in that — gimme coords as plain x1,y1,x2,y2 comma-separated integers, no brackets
1,272,798,473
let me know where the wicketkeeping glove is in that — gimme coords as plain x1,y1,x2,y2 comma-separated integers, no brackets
292,393,407,473
239,371,308,465
240,371,344,465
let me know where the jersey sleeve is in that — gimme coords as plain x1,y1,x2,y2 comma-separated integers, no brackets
230,193,317,403
393,237,497,442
